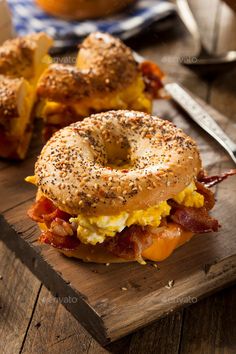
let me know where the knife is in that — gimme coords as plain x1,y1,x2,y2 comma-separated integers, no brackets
164,83,236,165
133,51,236,165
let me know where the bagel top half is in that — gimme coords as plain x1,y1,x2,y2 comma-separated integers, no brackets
37,32,139,102
34,110,201,216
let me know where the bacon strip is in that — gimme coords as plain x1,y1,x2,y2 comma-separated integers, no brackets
171,206,219,233
198,169,236,188
105,225,153,261
140,61,164,98
39,231,80,250
28,197,80,250
28,196,55,222
28,196,70,228
195,181,215,210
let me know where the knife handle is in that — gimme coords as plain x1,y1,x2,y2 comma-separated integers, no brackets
165,83,236,164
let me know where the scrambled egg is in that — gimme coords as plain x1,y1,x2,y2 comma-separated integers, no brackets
173,181,204,208
25,175,37,184
70,201,171,245
40,75,152,124
70,182,204,245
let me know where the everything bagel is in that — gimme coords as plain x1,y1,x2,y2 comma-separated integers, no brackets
26,110,226,263
37,33,139,102
36,32,164,140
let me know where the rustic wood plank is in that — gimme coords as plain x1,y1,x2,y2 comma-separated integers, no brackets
179,285,236,354
0,158,36,214
21,286,107,354
0,241,41,354
0,120,43,173
125,310,183,354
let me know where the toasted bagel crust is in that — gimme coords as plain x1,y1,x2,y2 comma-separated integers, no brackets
0,33,53,80
37,32,139,103
35,110,202,216
0,75,26,120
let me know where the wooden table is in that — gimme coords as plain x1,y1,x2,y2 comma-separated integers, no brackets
1,0,236,353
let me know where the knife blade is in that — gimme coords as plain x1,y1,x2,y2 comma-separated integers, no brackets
133,51,236,164
164,83,236,165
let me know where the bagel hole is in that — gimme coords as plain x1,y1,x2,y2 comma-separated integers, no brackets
105,138,131,169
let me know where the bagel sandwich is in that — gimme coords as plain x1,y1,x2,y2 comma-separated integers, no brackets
26,110,236,264
0,33,53,159
36,0,136,20
36,32,164,140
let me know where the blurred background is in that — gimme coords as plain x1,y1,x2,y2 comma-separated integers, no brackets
1,0,236,77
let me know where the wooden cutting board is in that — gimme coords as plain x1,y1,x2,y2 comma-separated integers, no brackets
0,92,236,345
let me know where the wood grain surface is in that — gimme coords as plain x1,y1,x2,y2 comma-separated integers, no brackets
0,0,236,352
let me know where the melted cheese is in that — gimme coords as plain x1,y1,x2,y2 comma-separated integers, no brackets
10,56,51,137
40,75,152,124
142,223,194,261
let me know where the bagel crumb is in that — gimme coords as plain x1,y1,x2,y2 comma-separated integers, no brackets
165,280,175,289
152,264,159,269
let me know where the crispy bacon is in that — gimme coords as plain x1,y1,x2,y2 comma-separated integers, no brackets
140,61,164,98
28,197,55,222
28,196,70,228
170,206,219,233
196,181,215,210
198,169,236,188
39,230,80,250
28,197,79,250
105,225,153,261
